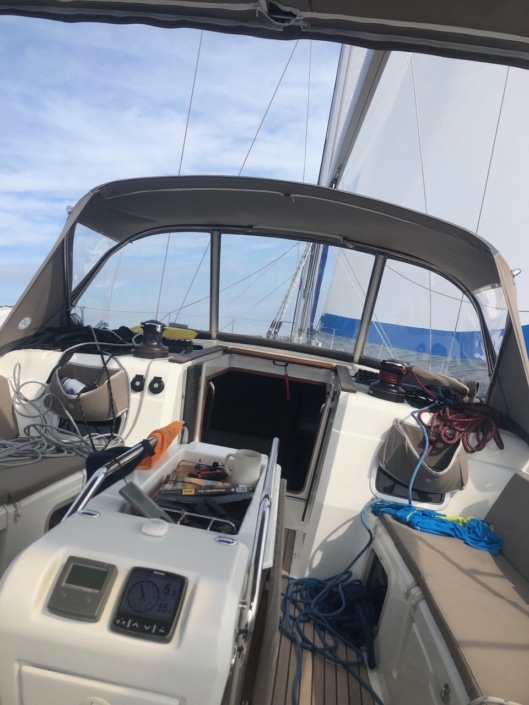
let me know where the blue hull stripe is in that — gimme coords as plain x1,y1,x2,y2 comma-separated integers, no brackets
318,314,529,358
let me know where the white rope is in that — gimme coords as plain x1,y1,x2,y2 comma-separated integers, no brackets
0,352,127,466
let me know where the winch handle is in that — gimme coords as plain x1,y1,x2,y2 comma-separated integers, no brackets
62,436,157,520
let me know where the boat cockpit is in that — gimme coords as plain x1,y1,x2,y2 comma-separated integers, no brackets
0,176,529,705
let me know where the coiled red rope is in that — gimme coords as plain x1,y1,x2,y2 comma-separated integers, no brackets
407,367,504,454
419,403,504,453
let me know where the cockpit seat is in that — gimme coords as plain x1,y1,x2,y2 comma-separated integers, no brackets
378,471,529,704
0,456,85,506
0,375,85,504
0,375,85,574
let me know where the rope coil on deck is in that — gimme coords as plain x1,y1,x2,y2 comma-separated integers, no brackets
405,366,504,454
280,502,385,705
418,402,504,453
280,575,384,705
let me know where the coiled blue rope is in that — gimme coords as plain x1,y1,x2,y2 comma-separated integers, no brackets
280,502,386,705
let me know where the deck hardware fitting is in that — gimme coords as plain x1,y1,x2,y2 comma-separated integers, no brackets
79,509,100,518
130,374,145,392
148,376,165,394
216,536,237,545
440,682,451,702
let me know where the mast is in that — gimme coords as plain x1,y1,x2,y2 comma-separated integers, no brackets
267,245,312,339
289,48,391,344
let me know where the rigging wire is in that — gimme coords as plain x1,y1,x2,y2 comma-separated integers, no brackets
265,42,314,334
302,41,312,183
179,30,204,176
162,241,300,322
411,54,436,369
442,293,465,375
155,239,172,321
159,39,308,331
170,240,210,324
386,263,467,302
333,249,396,357
221,268,305,333
222,243,300,309
410,55,428,214
238,40,299,176
104,247,125,326
428,270,433,369
475,66,510,234
267,244,310,338
155,30,204,320
223,262,281,312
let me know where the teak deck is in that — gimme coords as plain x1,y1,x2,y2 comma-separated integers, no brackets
268,530,376,705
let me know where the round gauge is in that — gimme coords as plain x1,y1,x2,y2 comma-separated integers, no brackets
127,580,159,613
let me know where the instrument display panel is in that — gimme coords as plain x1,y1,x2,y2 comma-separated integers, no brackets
111,567,186,642
47,556,117,621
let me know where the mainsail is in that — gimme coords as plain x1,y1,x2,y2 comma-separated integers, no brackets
317,48,529,358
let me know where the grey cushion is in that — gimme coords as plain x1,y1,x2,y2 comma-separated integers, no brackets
486,471,529,582
380,504,529,703
0,456,85,504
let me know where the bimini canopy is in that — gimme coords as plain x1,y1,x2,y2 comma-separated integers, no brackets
0,175,512,338
2,176,528,437
67,175,501,289
3,0,529,69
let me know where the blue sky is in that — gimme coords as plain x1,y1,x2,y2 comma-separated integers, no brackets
0,16,340,305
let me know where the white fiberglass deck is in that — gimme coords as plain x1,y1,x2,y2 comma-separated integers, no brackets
0,442,280,705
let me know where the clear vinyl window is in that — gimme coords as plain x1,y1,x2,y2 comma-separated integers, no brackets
370,260,490,390
73,231,210,331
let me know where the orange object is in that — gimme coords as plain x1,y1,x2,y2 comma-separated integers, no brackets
137,420,185,470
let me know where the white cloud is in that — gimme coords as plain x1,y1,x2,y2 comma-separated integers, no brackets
0,16,339,303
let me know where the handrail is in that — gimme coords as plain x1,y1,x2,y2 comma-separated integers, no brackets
243,436,280,632
62,436,158,520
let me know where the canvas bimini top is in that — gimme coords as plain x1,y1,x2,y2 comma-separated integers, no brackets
74,176,501,290
1,176,528,440
1,175,510,334
3,0,529,69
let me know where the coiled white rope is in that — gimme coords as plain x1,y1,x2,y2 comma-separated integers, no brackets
0,360,125,466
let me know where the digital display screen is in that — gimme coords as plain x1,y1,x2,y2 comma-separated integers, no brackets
120,570,186,622
64,563,108,592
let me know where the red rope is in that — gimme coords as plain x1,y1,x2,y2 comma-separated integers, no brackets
387,364,503,454
408,369,441,401
378,370,406,387
418,403,504,453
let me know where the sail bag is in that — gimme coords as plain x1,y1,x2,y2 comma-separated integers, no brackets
378,418,468,494
49,362,128,422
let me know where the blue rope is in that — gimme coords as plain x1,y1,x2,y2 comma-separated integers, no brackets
280,502,386,705
373,394,503,554
280,398,453,704
371,500,503,554
407,401,439,504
